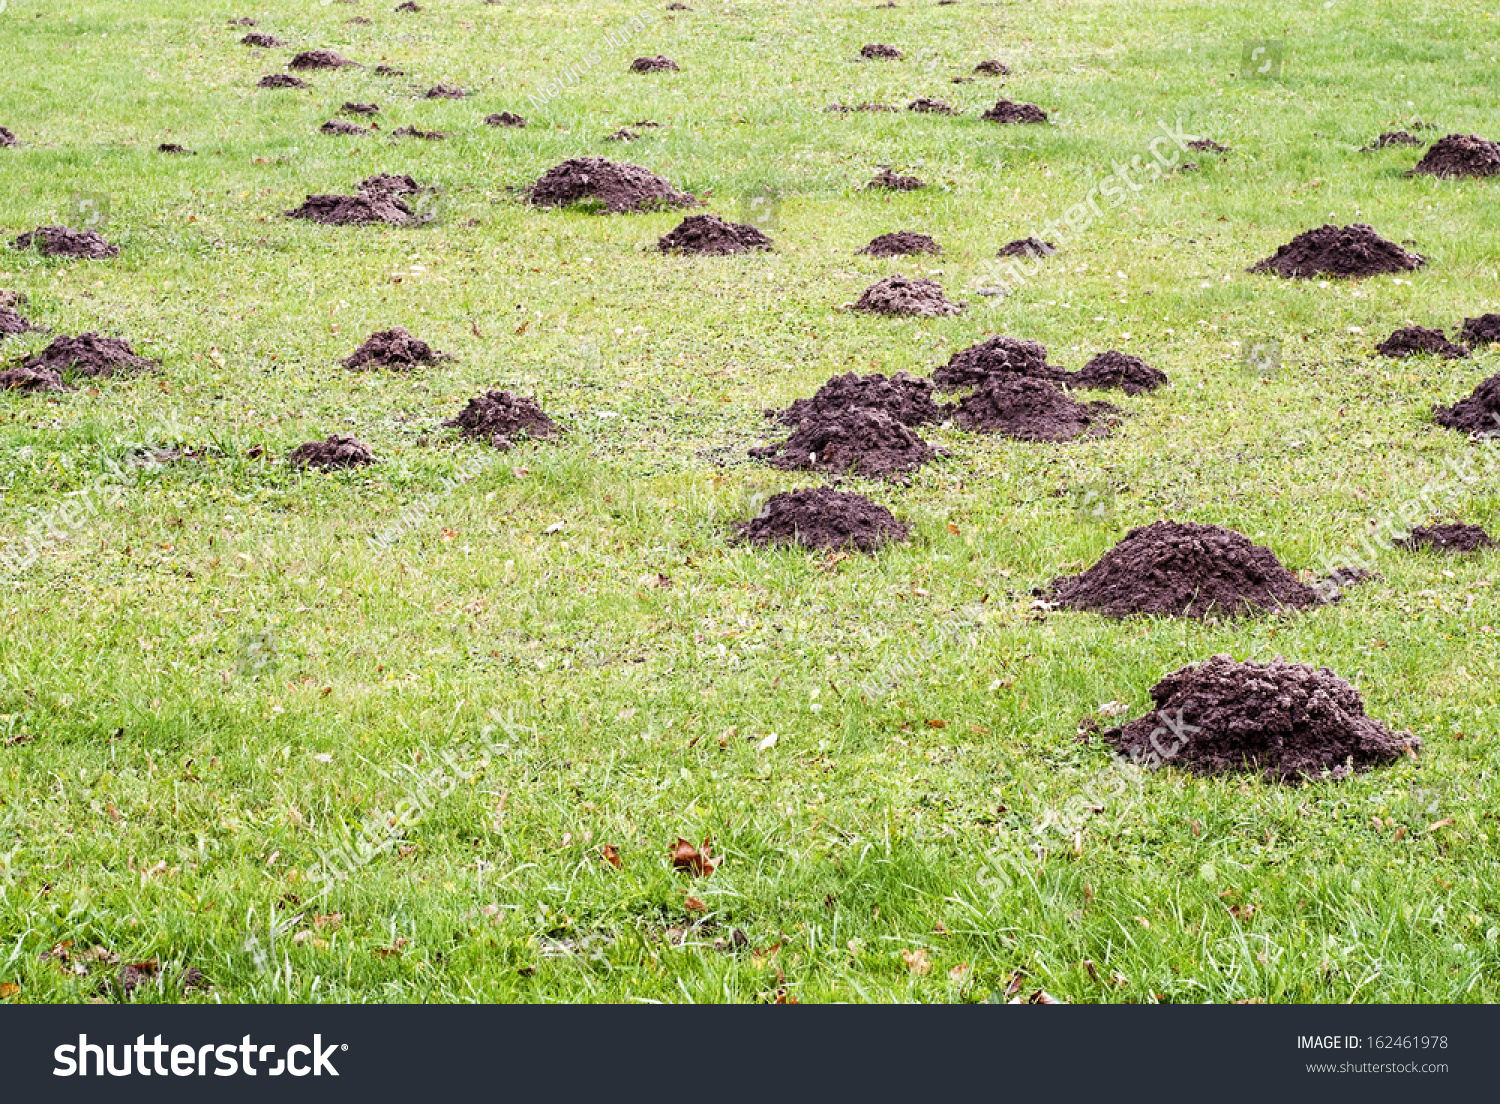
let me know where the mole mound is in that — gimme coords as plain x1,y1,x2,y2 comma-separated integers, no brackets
1410,133,1500,178
973,60,1010,75
286,435,376,470
931,335,1063,390
373,65,405,76
444,390,561,450
952,376,1114,441
0,366,69,393
358,173,421,195
289,49,359,70
1362,131,1422,151
735,488,909,552
908,98,958,114
1433,373,1500,437
341,102,380,116
1394,523,1495,554
13,226,119,259
767,371,948,428
396,1,421,10
858,231,940,257
528,157,695,213
997,237,1056,258
851,275,965,317
1375,326,1469,359
1248,223,1425,279
258,74,309,88
1067,350,1169,395
1051,521,1329,619
342,327,450,370
630,56,680,72
860,44,904,60
286,190,412,225
1105,655,1417,781
750,408,937,480
1460,314,1500,346
604,129,640,143
320,119,368,135
158,143,194,154
981,99,1047,124
486,111,526,127
392,126,445,140
658,213,772,255
0,303,36,335
1188,138,1230,152
425,84,465,98
241,32,284,47
0,127,16,147
23,333,156,377
867,167,925,191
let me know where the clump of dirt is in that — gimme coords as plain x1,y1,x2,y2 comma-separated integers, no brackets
858,231,939,257
1433,373,1500,437
667,2,691,9
861,44,904,60
658,213,772,255
258,74,309,88
1362,131,1422,151
23,333,156,377
158,143,194,154
373,65,405,76
931,335,1063,390
528,157,695,214
285,190,412,225
1188,138,1230,152
952,376,1115,441
425,83,465,98
1460,314,1500,345
908,98,958,114
0,302,36,335
290,49,359,70
321,119,369,135
0,127,16,147
348,15,373,24
341,102,380,116
851,275,965,317
13,226,119,259
735,488,909,552
358,173,421,194
0,366,68,393
1068,350,1170,395
751,408,937,480
981,99,1047,124
1375,326,1469,359
286,435,376,470
241,32,284,47
396,1,421,10
631,56,680,72
997,237,1056,257
767,371,948,428
973,60,1010,75
1410,133,1500,179
486,112,526,127
444,390,561,449
229,17,257,25
1105,655,1417,781
604,129,641,142
867,167,925,190
1394,523,1495,554
392,125,445,140
342,327,451,370
1248,223,1425,279
1051,521,1330,619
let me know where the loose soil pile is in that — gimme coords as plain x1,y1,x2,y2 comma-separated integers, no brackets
767,371,948,428
341,102,380,116
373,65,405,76
425,84,465,98
444,390,561,449
1375,326,1469,359
392,126,445,140
528,157,696,213
981,99,1047,124
851,275,965,317
605,129,641,142
13,226,119,259
658,213,772,255
0,303,36,335
735,488,909,552
286,435,375,470
973,60,1010,75
1362,131,1422,150
290,49,359,69
23,333,156,377
952,376,1114,441
867,167,925,190
997,237,1056,258
932,335,1062,390
241,32,284,47
1051,521,1329,619
1188,138,1230,152
1460,314,1500,345
858,231,940,257
486,112,526,127
630,56,680,72
321,119,369,135
258,74,309,88
0,127,15,147
158,143,193,154
1068,350,1169,395
396,1,421,10
1410,133,1500,178
1432,373,1500,437
0,366,68,393
342,327,450,369
358,173,421,195
286,190,412,225
1105,655,1416,781
908,98,958,114
751,408,936,479
860,44,903,60
1394,523,1495,554
1248,223,1425,279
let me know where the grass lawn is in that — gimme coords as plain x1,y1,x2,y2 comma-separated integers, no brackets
0,0,1498,1003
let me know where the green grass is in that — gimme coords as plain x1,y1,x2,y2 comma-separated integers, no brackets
1,0,1498,1004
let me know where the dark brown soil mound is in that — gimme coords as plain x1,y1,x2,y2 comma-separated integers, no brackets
13,226,119,259
860,44,903,60
358,173,422,195
158,143,194,154
396,1,421,10
630,56,680,72
751,408,936,480
1188,138,1230,152
425,83,465,99
767,371,948,428
0,366,69,393
290,49,359,70
997,237,1056,258
1433,373,1500,437
952,376,1114,441
858,231,940,257
241,32,284,47
321,119,369,135
1105,655,1416,781
1052,521,1328,619
1460,314,1500,345
258,74,309,88
973,60,1010,75
1375,326,1469,359
931,335,1063,390
0,304,36,335
1248,223,1425,279
528,157,696,213
867,167,925,190
736,488,909,552
851,275,965,317
1067,350,1169,395
486,112,526,127
1394,523,1495,554
1362,131,1422,151
1410,133,1500,179
658,213,772,255
23,333,156,377
287,435,376,470
342,327,450,370
341,102,380,116
444,390,561,449
908,98,958,114
373,65,405,76
0,127,16,147
392,125,446,140
981,99,1047,124
286,191,412,225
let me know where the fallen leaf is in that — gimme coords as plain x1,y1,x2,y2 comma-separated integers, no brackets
0,982,18,999
948,963,970,981
932,921,948,936
1234,997,1267,1004
1003,969,1027,997
926,719,947,729
901,948,932,975
1427,818,1455,833
1134,915,1151,928
1009,988,1065,1004
1083,959,1099,982
601,845,623,869
314,912,342,931
293,930,313,946
946,521,960,535
685,896,707,913
1393,826,1407,841
670,837,718,877
1230,904,1256,921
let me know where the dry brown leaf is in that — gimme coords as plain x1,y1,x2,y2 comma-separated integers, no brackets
1427,817,1455,833
901,948,932,975
0,982,18,999
601,844,623,870
1083,959,1099,982
1008,988,1065,1004
684,896,707,913
314,912,342,931
948,963,970,981
670,836,718,877
1003,969,1027,997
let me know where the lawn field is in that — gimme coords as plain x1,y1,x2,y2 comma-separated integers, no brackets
1,0,1498,1004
